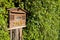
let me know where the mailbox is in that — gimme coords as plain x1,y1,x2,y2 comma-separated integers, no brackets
8,8,27,29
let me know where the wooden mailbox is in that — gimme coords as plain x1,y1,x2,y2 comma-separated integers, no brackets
8,8,27,29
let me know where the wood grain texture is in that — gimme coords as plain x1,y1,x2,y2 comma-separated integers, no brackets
20,28,22,40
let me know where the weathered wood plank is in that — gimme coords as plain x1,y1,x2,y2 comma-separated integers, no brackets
20,28,22,40
15,29,19,40
8,26,26,30
10,30,12,40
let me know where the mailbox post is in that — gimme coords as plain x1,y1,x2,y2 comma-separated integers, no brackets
8,7,27,40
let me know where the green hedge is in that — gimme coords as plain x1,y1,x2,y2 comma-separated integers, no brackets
23,0,60,40
0,0,60,40
0,0,14,40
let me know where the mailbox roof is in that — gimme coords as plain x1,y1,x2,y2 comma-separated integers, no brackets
7,7,28,13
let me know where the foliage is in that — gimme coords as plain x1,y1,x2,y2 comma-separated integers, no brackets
22,0,60,40
0,0,60,40
0,0,14,40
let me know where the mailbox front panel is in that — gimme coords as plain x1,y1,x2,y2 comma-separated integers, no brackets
9,13,26,28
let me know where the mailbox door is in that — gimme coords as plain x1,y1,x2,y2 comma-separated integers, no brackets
9,13,26,28
14,14,26,26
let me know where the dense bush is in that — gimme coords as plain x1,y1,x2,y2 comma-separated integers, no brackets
23,0,60,40
0,0,60,40
0,0,14,40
